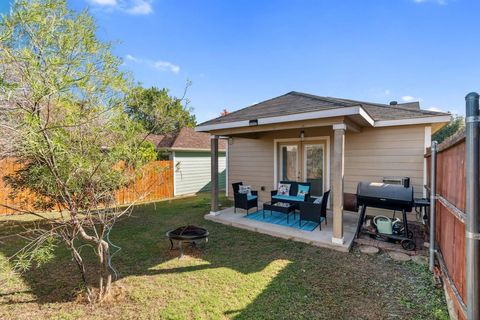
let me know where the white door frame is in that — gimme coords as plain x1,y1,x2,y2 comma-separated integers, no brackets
273,136,331,194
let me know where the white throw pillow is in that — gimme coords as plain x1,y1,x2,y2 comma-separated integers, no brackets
239,185,252,196
277,183,291,196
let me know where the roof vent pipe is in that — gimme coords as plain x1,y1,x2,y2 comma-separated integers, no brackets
389,101,398,106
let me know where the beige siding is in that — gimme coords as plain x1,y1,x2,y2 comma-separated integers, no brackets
174,151,226,196
345,125,426,217
228,138,274,202
227,127,333,203
227,124,428,216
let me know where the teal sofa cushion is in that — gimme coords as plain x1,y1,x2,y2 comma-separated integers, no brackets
272,195,305,202
247,195,257,201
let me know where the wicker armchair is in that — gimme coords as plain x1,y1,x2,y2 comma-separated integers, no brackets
299,190,330,230
232,182,258,215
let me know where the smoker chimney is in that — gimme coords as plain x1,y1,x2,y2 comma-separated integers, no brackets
389,101,398,106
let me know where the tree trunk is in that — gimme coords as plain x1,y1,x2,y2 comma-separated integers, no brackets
97,239,112,301
69,241,93,303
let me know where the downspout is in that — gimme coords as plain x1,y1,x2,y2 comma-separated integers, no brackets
429,140,437,271
465,92,480,320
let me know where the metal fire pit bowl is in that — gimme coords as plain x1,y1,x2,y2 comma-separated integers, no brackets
166,225,209,258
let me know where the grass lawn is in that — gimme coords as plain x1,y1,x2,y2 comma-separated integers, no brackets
0,194,448,319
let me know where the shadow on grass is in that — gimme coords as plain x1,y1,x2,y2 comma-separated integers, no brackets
0,193,448,319
0,194,274,304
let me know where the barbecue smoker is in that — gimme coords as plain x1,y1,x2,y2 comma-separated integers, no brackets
356,182,416,251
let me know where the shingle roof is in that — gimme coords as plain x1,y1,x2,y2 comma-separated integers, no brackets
199,91,449,126
147,127,226,151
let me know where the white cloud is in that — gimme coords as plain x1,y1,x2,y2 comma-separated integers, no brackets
384,89,391,96
427,106,444,112
125,54,142,63
125,0,153,15
86,0,153,15
88,0,117,5
125,54,180,74
413,0,447,5
154,61,180,74
401,95,424,103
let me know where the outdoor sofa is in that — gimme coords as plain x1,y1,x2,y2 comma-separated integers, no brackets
271,181,311,207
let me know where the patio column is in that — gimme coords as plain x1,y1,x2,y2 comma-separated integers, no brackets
210,135,220,215
332,123,346,245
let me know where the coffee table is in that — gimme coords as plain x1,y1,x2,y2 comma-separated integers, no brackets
262,201,296,223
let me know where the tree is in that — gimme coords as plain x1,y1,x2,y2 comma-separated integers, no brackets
432,115,464,144
126,86,196,134
0,0,157,302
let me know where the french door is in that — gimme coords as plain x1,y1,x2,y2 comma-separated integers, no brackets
277,141,326,198
279,144,299,181
303,144,325,197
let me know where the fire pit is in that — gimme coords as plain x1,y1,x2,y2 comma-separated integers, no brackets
166,225,209,258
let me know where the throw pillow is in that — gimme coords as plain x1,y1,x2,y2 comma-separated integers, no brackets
239,185,252,196
297,185,310,198
277,183,291,196
313,196,323,204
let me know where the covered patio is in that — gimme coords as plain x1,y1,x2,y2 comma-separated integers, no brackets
205,118,358,249
205,205,358,252
198,92,449,250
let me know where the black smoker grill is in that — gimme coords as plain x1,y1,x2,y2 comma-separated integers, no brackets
355,182,416,251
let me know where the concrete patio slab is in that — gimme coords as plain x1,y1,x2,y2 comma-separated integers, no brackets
205,206,358,252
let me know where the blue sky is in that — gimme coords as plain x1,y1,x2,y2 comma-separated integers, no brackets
2,0,479,122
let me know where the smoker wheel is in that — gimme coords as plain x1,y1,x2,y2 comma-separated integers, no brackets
401,239,416,251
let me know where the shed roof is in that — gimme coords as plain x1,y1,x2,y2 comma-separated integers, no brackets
147,127,226,151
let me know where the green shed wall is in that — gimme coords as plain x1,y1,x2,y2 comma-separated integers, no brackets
173,151,226,196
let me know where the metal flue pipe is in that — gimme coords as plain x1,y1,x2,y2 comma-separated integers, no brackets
465,92,479,320
429,140,438,271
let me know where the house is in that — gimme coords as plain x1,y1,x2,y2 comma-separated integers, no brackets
196,91,450,247
148,127,227,197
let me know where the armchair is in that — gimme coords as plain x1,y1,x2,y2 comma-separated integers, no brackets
232,182,258,215
299,190,330,230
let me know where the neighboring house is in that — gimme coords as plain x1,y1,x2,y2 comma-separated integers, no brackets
148,128,227,197
196,91,450,245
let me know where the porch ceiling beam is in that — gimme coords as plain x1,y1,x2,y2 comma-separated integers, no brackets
344,119,361,133
208,116,345,136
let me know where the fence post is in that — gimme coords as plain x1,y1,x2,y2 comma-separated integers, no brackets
429,140,437,271
465,92,479,320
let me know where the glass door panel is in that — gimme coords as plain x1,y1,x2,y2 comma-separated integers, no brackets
279,144,298,181
304,144,324,197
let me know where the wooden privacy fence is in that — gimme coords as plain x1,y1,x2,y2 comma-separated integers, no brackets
426,129,478,320
0,159,174,215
